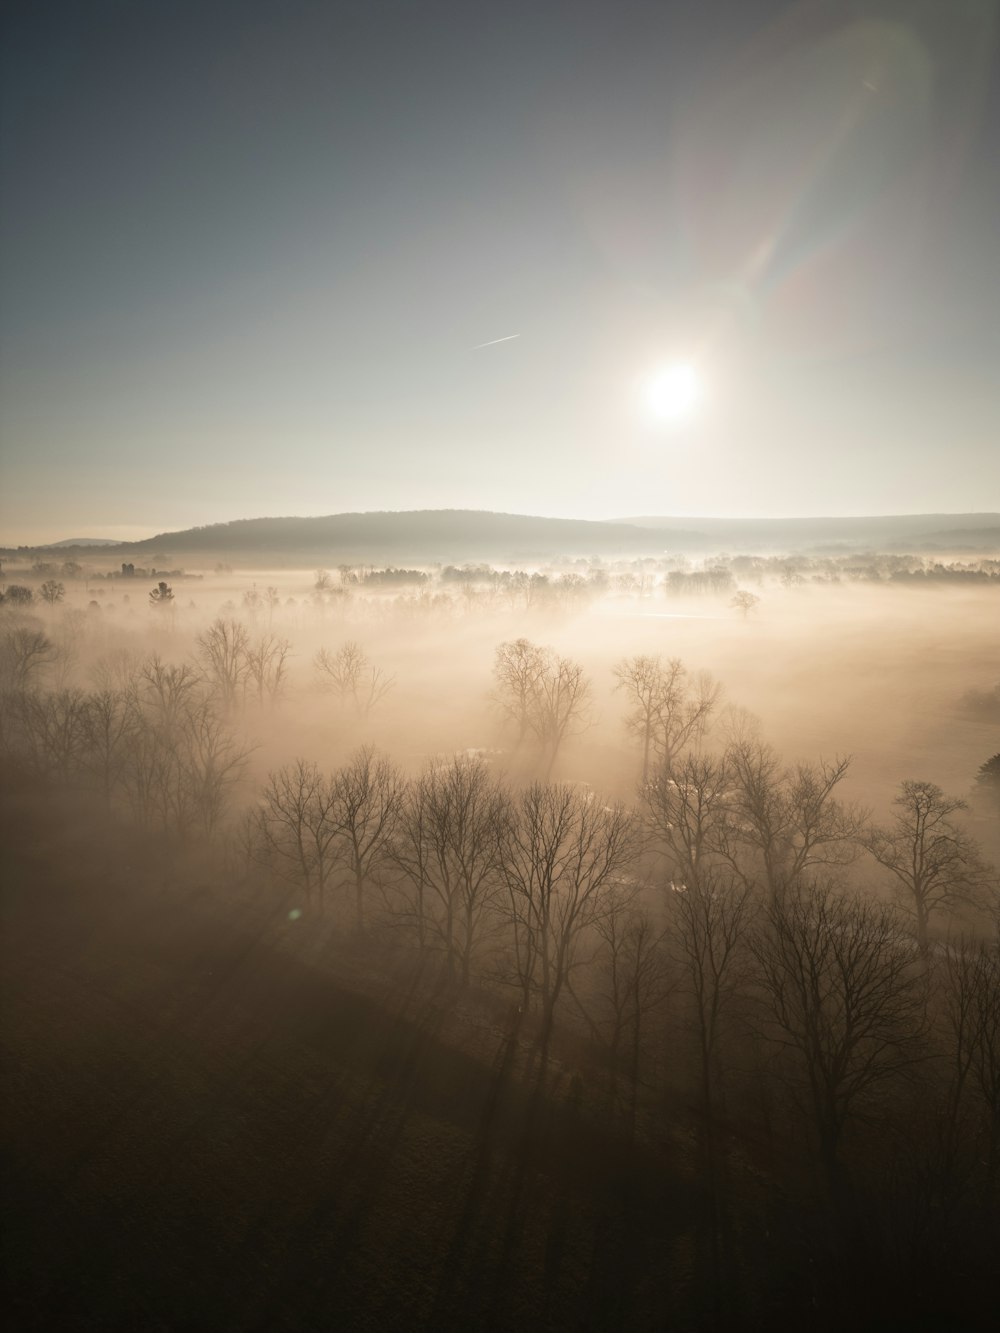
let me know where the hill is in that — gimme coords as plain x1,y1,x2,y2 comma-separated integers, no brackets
615,513,1000,552
5,510,998,566
60,511,688,564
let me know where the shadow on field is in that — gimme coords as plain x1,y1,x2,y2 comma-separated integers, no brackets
1,799,694,1332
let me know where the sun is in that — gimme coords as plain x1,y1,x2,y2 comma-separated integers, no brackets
644,363,703,423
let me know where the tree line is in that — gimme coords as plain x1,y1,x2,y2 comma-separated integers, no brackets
2,618,999,1314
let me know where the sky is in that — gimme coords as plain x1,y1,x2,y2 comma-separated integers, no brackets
1,0,998,544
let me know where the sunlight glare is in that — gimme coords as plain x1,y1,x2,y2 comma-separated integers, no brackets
645,363,703,423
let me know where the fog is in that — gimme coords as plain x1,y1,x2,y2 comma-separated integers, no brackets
4,552,994,809
2,548,998,1330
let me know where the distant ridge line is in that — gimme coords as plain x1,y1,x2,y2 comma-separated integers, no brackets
5,510,997,560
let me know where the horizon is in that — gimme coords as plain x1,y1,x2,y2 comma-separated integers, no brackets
4,504,999,552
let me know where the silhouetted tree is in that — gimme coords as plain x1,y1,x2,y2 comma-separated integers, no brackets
936,941,1000,1210
39,579,65,605
245,760,339,913
314,641,394,717
2,688,88,779
670,870,755,1127
614,654,663,781
81,688,139,811
500,783,638,1079
244,633,292,709
386,773,437,952
149,581,174,608
532,653,592,780
196,618,250,712
730,590,760,619
669,869,755,1285
750,883,926,1203
863,781,991,958
138,655,203,733
0,627,54,691
652,660,721,770
618,655,720,778
721,742,866,904
333,746,405,932
572,895,671,1132
493,639,593,777
180,703,253,837
643,751,733,891
974,755,1000,821
492,638,547,748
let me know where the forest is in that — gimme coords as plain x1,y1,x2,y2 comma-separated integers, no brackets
2,556,998,1331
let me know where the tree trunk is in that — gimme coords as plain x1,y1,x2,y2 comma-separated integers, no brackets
355,870,365,932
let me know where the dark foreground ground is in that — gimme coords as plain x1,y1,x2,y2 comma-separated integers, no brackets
2,792,995,1332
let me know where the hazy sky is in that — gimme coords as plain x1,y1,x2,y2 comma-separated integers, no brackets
2,0,998,543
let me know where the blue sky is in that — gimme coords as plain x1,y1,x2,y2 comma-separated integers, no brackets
2,0,998,543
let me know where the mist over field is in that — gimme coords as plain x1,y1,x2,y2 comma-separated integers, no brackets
2,530,999,1330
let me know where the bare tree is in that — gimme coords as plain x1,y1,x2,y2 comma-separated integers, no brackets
643,751,733,890
90,648,143,697
386,772,437,952
446,758,507,983
750,882,926,1200
493,638,592,775
532,653,592,780
614,654,662,782
123,712,177,832
863,781,992,958
2,688,89,779
244,633,292,710
500,783,639,1079
571,894,672,1131
81,688,140,812
386,757,507,982
109,664,250,841
670,870,755,1128
138,655,204,733
39,579,65,605
730,590,760,619
668,869,755,1284
932,940,1000,1213
492,638,548,748
0,627,54,691
968,944,1000,1206
245,761,340,912
722,742,866,903
332,746,406,932
179,702,253,838
653,659,722,771
49,608,86,690
314,641,394,717
196,619,250,713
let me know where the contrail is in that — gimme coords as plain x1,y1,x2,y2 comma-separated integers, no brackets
473,333,520,348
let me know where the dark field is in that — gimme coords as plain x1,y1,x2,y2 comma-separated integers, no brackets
1,566,998,1331
3,787,997,1333
3,798,694,1331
